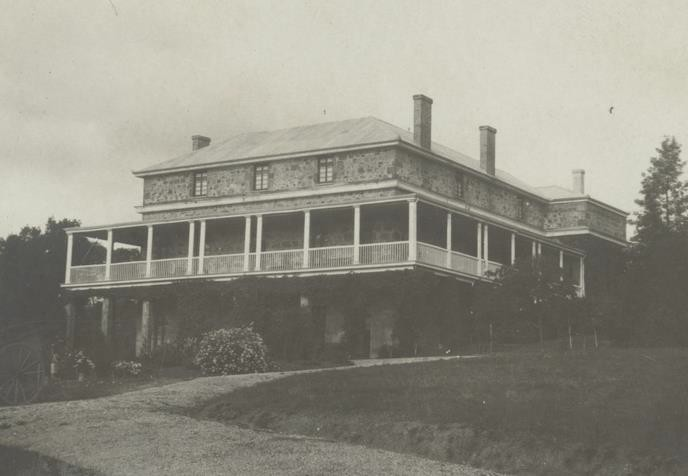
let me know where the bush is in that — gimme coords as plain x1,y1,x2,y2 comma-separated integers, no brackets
194,326,269,375
52,349,95,379
112,360,143,378
139,337,202,369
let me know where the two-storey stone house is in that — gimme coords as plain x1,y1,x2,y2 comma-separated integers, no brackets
62,95,627,358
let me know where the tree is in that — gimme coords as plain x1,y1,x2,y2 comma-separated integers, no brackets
633,137,688,243
474,256,579,350
0,217,80,329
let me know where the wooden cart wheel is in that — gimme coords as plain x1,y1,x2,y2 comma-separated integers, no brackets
0,343,44,405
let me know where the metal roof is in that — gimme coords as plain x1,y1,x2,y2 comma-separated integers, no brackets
134,116,590,202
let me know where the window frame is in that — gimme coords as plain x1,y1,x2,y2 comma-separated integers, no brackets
516,196,526,220
254,164,269,191
193,171,208,197
455,172,465,199
317,157,335,184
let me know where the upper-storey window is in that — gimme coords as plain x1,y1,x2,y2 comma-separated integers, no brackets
318,157,334,183
254,164,269,191
456,172,465,199
516,196,526,220
193,171,208,196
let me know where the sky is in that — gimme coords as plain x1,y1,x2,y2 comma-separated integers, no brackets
2,0,688,237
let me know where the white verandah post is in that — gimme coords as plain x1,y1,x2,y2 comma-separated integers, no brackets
243,216,251,272
477,223,483,275
483,223,489,267
186,221,195,275
579,256,586,297
510,232,516,265
353,205,361,265
198,220,207,274
559,249,564,281
303,210,310,268
255,215,263,271
105,229,113,280
145,225,153,277
408,199,417,261
65,233,73,284
445,212,452,268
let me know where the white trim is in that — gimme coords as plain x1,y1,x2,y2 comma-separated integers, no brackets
61,259,489,292
545,228,627,246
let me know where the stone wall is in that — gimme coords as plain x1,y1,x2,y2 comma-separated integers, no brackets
545,201,626,241
394,149,547,228
142,148,397,206
140,145,624,241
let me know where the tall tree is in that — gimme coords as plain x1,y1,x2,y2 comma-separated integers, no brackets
633,137,688,243
0,217,80,329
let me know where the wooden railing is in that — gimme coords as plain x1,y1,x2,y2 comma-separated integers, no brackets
359,241,408,265
309,245,355,268
68,240,505,285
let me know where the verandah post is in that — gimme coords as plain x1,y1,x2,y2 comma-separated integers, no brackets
105,229,113,280
476,222,482,275
353,205,361,265
186,221,195,275
408,199,417,261
445,212,452,268
303,210,310,268
145,225,153,277
198,220,207,274
510,232,516,265
243,216,251,272
65,232,73,284
255,215,263,271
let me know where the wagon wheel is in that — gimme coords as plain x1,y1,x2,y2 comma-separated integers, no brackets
0,343,44,405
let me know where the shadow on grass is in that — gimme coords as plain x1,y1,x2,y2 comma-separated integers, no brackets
0,445,102,476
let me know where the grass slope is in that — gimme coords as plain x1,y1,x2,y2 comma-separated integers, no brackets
194,348,688,475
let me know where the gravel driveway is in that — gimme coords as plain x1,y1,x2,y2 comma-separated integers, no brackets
0,364,499,475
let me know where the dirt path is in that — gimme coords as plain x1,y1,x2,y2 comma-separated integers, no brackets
0,366,499,475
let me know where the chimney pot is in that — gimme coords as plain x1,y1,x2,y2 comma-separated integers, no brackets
479,125,497,176
572,169,585,194
413,94,433,149
192,135,211,151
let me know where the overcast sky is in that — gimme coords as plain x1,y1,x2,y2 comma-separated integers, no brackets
2,0,687,237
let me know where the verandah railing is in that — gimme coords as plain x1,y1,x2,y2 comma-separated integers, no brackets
68,240,501,284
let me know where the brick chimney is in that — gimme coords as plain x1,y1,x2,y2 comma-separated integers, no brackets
413,94,433,149
192,135,211,151
572,169,585,194
479,125,497,176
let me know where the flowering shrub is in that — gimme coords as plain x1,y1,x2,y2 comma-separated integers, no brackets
194,326,269,375
53,350,95,379
112,360,143,377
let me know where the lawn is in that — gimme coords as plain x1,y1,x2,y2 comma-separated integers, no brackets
193,348,688,475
